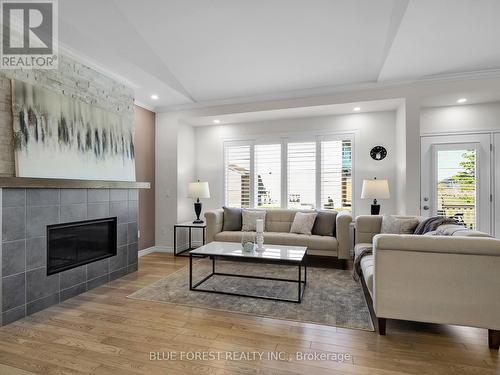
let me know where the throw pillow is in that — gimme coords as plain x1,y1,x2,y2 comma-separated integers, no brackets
241,209,266,232
222,207,242,231
290,212,318,235
312,210,337,236
381,216,419,234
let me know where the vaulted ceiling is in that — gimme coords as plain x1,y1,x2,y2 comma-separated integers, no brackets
58,0,500,111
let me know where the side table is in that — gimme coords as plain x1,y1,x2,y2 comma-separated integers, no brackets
174,222,206,256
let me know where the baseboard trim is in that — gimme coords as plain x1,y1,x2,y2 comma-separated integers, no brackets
138,246,173,257
154,246,173,253
138,241,204,257
138,246,157,257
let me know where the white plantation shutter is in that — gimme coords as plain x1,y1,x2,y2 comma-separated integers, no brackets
321,140,352,211
287,142,316,209
224,136,355,212
225,144,251,208
254,144,281,208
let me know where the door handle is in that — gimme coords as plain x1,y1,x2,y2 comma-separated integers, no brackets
423,205,430,210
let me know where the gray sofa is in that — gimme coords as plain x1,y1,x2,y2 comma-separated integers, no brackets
205,208,352,263
355,215,500,349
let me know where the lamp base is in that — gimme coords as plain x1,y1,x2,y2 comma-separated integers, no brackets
193,201,203,224
371,199,380,215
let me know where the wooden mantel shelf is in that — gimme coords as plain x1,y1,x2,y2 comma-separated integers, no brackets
0,177,150,189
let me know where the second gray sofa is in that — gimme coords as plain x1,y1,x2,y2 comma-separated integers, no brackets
204,208,352,263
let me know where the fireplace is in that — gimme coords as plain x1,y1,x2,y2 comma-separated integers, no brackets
47,217,117,275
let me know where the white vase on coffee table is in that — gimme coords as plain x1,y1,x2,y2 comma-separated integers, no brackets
255,219,264,252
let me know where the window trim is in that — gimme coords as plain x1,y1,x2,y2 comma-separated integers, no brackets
223,132,355,214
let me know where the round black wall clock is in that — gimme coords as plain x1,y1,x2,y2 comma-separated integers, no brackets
370,146,387,161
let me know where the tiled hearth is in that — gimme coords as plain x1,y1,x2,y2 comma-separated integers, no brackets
0,188,139,325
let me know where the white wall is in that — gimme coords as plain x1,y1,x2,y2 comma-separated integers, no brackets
421,102,500,134
420,101,500,238
156,76,500,247
395,102,407,215
195,111,397,216
155,113,180,248
177,122,196,222
172,122,197,247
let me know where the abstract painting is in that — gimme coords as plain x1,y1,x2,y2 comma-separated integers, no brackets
11,80,135,181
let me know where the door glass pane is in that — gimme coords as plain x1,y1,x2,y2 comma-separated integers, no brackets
287,142,316,209
436,149,477,229
255,144,281,208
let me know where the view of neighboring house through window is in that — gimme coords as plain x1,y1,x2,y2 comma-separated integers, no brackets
287,142,316,209
255,144,281,208
224,136,353,211
224,144,251,208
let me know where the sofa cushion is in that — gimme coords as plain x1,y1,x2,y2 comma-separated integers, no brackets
213,231,338,251
360,255,374,296
373,234,500,256
381,215,419,234
222,207,242,231
265,232,337,250
312,210,337,236
354,243,374,296
214,231,246,243
435,224,491,237
266,210,304,232
241,209,266,231
290,212,317,235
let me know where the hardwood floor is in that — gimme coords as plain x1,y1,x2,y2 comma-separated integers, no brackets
0,253,498,374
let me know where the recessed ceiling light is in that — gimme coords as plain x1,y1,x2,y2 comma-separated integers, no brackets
353,107,361,112
457,98,467,104
213,119,220,124
150,94,159,100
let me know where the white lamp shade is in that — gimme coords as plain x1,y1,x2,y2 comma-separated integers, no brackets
188,181,210,199
361,179,390,199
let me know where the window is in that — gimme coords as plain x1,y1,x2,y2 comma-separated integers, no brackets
287,142,316,209
321,140,352,211
223,136,353,212
224,144,251,208
255,144,281,208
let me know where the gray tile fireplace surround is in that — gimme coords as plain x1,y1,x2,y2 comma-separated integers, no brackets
0,188,139,325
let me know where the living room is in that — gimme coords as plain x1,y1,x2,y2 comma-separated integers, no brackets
0,1,499,374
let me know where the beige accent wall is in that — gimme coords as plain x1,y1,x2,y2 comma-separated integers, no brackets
134,105,156,250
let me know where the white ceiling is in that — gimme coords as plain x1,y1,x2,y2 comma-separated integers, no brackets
58,0,500,111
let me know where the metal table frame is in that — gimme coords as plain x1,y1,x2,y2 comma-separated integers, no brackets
173,223,206,256
189,253,307,303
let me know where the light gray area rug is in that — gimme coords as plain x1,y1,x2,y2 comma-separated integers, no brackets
128,258,374,331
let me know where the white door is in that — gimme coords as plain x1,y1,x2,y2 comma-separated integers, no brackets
495,133,500,237
421,134,491,234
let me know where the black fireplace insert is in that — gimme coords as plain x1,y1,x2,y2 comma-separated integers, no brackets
47,217,117,275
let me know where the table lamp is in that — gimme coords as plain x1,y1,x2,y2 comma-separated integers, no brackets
188,180,210,223
361,178,390,215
